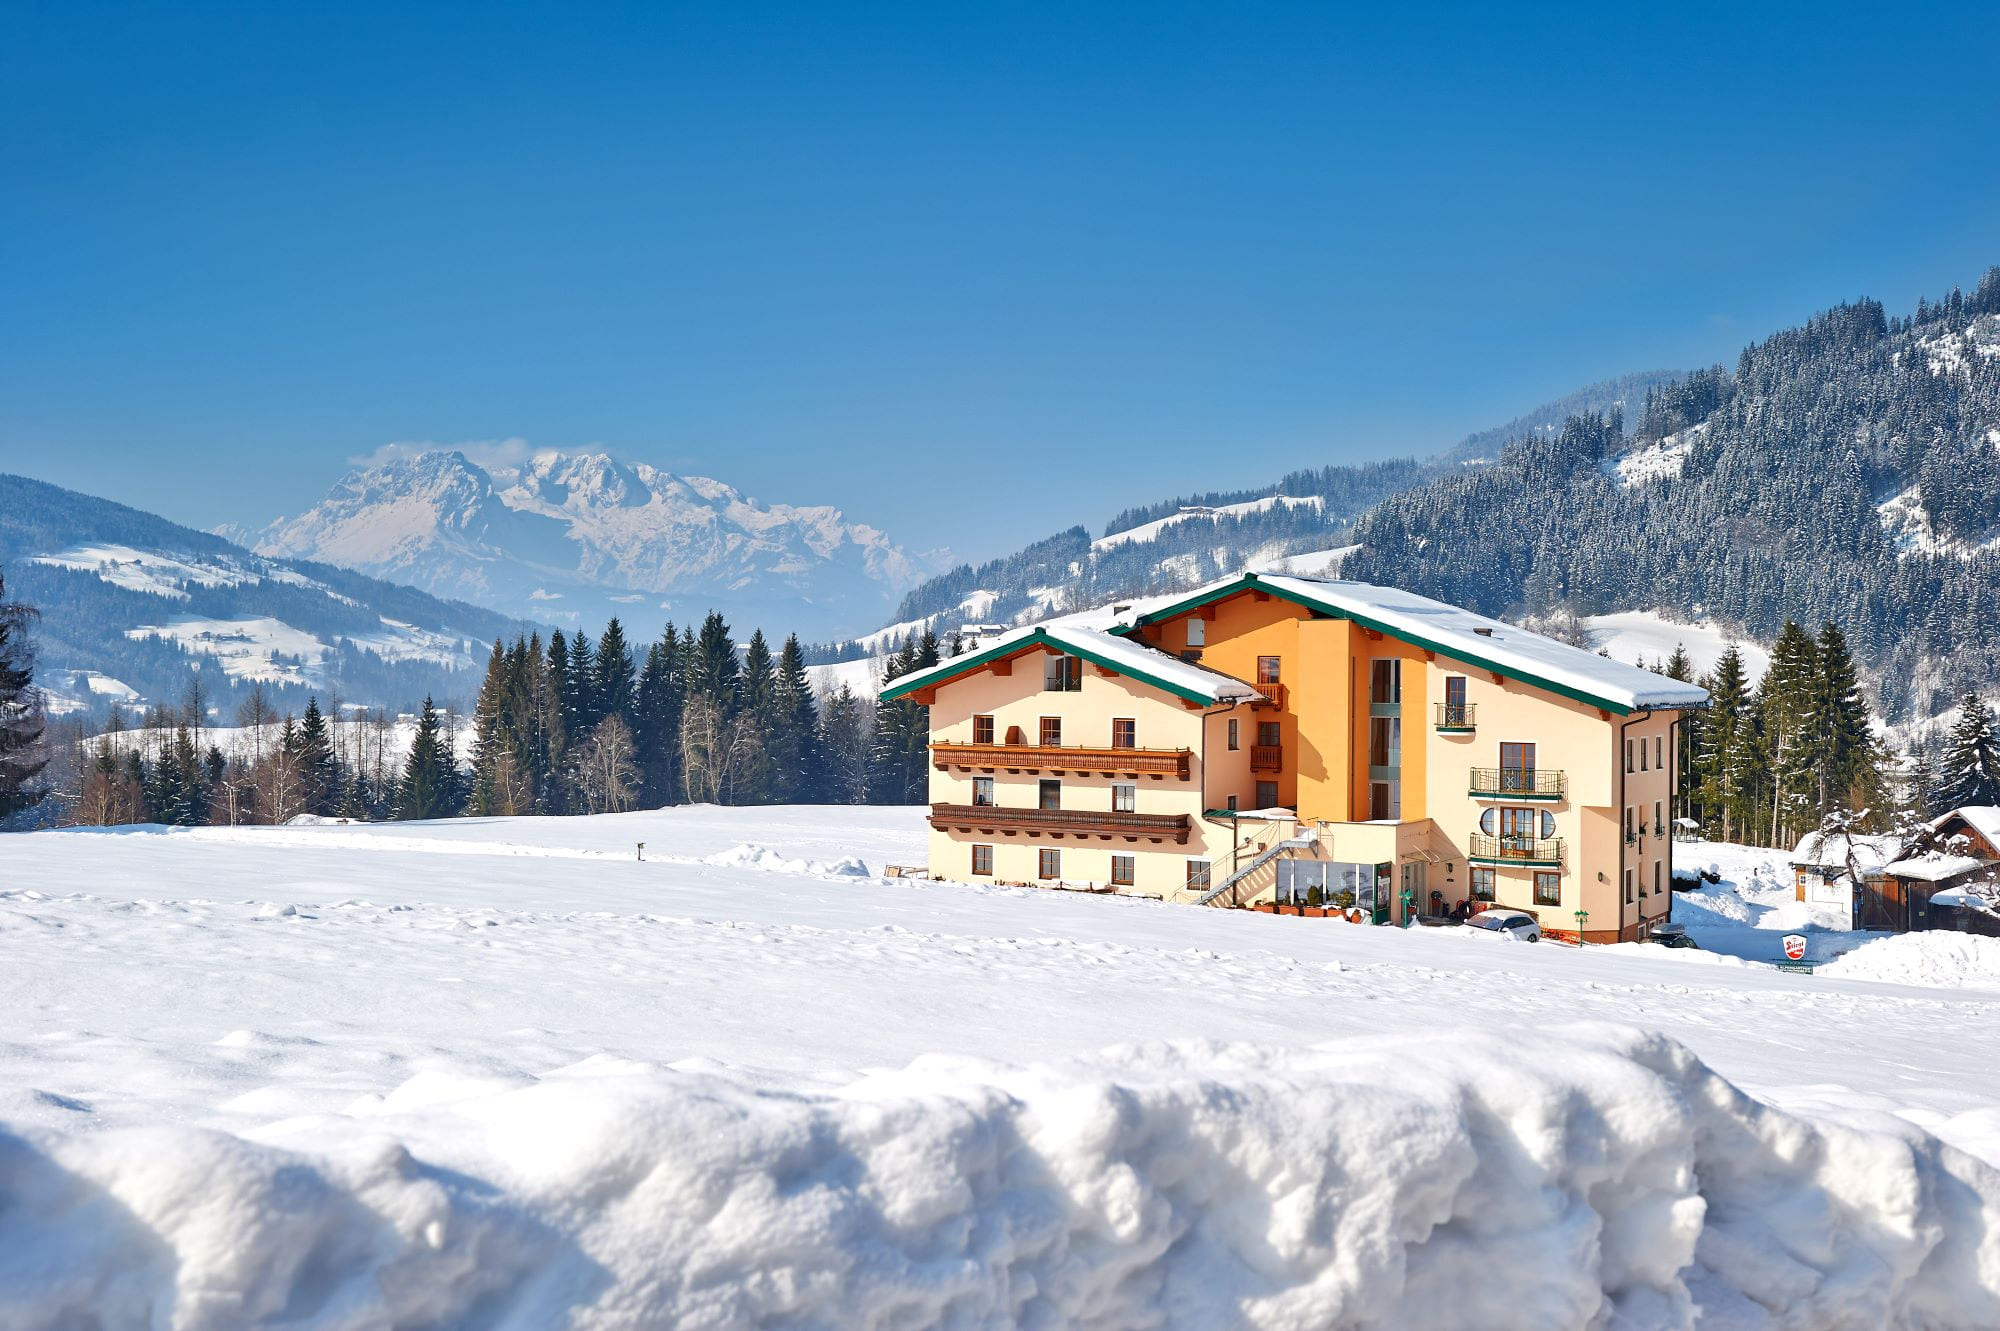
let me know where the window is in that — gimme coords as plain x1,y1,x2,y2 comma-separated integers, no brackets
1499,742,1534,793
972,777,995,807
1256,780,1279,809
1186,859,1212,891
1370,658,1401,704
1655,735,1665,770
1039,780,1061,811
1443,675,1469,725
1111,783,1136,814
1625,805,1635,839
1624,867,1635,904
1370,780,1399,820
1257,720,1282,747
1111,854,1135,886
1111,718,1136,749
1653,861,1663,896
1471,867,1496,901
1498,806,1544,846
1534,871,1561,906
1654,801,1663,836
971,844,993,876
1039,848,1061,880
1625,739,1635,774
1185,618,1205,647
1257,656,1281,684
1225,794,1239,811
1039,716,1062,747
1369,717,1401,768
972,714,995,745
1044,654,1082,692
1639,739,1648,772
1226,718,1240,751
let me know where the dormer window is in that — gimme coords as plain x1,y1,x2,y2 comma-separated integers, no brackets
1044,654,1082,692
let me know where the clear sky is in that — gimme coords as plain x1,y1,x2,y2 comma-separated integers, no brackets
5,1,1999,566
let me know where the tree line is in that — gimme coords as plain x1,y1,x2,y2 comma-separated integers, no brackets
50,607,953,827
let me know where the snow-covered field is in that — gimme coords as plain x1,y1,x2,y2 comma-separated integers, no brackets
7,811,2000,1326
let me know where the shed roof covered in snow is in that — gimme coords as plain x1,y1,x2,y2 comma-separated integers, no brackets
1109,572,1710,715
1882,853,1990,883
1933,806,2000,851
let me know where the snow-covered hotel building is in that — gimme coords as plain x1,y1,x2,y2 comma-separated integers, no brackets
880,572,1707,943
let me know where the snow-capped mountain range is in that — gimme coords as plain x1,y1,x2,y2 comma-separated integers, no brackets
229,450,950,640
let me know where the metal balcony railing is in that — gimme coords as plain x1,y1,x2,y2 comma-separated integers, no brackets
1435,702,1475,730
1468,767,1565,800
1468,834,1565,865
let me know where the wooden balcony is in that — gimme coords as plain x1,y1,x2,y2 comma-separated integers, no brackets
931,741,1190,780
1250,744,1282,772
930,803,1193,845
1468,834,1564,867
1468,767,1565,801
1251,681,1288,710
1435,702,1475,733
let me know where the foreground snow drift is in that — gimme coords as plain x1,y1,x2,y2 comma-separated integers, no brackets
8,1026,1999,1331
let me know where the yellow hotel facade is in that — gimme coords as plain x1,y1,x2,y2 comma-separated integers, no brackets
880,572,1707,943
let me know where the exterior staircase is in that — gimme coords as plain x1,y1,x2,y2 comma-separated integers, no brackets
1196,833,1317,907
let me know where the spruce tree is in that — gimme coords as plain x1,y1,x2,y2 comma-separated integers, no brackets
397,696,465,820
469,641,510,815
772,634,821,802
1697,645,1755,842
1809,622,1880,822
0,568,47,819
1935,694,2000,811
633,627,683,807
1757,622,1820,847
566,631,600,738
689,612,741,716
818,683,871,804
296,697,339,815
594,618,636,727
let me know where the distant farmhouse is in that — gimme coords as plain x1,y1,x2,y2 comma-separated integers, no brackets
1794,810,2000,935
883,572,1706,942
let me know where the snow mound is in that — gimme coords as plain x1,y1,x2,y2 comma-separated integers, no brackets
7,1026,2000,1329
1819,932,2000,991
701,842,871,877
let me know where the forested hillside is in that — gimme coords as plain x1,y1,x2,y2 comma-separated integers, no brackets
1345,270,2000,722
886,375,1678,636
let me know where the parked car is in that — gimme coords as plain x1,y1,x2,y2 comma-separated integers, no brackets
1647,922,1700,949
1464,908,1541,942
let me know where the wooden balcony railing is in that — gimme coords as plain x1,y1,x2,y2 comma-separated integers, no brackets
931,741,1190,780
1468,767,1565,800
1251,681,1288,710
1250,744,1282,772
1435,702,1475,731
1467,834,1564,866
929,803,1193,845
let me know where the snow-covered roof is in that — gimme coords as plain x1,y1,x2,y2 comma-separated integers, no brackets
1882,854,1990,883
879,621,1260,707
1790,829,1906,871
1934,806,2000,847
1110,573,1709,714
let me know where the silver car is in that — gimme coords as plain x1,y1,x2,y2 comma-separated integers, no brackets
1464,908,1541,942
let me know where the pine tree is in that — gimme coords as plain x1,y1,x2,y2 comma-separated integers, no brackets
688,612,741,716
566,630,600,738
632,626,683,807
1809,622,1881,823
1757,622,1820,847
397,696,465,820
731,630,780,803
817,683,871,804
469,640,510,815
0,568,47,819
541,632,572,814
593,618,636,727
296,697,339,815
772,634,821,802
1935,694,2000,811
1697,645,1755,842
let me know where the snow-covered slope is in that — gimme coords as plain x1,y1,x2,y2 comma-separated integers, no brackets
2,473,525,718
244,449,951,640
9,806,2000,1325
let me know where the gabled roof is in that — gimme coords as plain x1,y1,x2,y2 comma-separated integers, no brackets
1933,806,2000,848
1791,828,1906,870
878,622,1260,707
1111,572,1710,715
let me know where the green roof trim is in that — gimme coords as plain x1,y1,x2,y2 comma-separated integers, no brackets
1116,572,1639,716
877,627,1228,707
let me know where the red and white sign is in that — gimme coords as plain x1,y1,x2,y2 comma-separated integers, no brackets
1782,933,1808,962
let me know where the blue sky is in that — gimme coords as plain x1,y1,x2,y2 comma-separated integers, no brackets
5,1,1999,565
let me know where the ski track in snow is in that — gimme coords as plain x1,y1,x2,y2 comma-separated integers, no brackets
9,808,2000,1326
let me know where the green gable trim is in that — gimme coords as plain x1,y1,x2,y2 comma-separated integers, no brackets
1119,572,1640,716
878,628,1228,707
